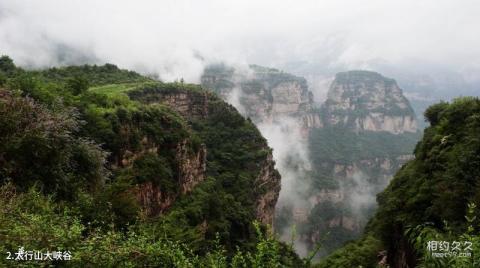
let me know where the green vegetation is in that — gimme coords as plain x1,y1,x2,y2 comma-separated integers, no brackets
33,63,151,86
318,97,480,267
304,201,358,256
306,125,420,193
0,183,302,267
289,125,420,259
314,235,382,268
7,54,478,267
0,56,302,267
309,126,420,164
0,91,107,199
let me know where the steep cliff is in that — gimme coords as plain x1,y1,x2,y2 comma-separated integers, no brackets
318,97,480,268
130,139,207,217
128,84,209,119
0,58,285,259
275,70,420,256
201,64,320,127
254,153,281,226
202,64,421,257
128,83,282,226
321,70,417,134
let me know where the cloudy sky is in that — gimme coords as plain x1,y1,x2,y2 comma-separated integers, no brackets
1,0,479,84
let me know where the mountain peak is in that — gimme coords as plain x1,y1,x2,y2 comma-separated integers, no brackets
322,70,417,134
334,70,395,84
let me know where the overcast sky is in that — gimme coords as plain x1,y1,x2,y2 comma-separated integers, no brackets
1,0,479,83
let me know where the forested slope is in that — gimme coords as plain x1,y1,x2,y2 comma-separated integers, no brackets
318,97,480,267
0,55,303,267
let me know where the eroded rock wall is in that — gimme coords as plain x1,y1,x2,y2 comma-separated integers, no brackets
322,70,417,134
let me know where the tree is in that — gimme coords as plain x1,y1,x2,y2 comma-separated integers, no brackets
0,72,6,86
67,75,90,95
0,93,107,199
0,55,16,75
9,73,36,92
424,101,448,126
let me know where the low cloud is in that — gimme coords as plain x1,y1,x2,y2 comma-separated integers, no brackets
1,0,480,84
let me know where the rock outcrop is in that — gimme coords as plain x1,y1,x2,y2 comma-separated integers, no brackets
133,181,176,217
130,85,281,223
202,65,420,256
306,155,414,225
176,139,207,194
254,153,281,226
254,69,418,255
125,138,207,217
296,71,420,255
321,70,417,134
201,64,320,128
128,86,209,119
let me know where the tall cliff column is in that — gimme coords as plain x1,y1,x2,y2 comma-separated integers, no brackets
254,153,281,226
322,70,417,134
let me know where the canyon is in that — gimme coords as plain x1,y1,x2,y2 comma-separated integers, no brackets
201,65,420,256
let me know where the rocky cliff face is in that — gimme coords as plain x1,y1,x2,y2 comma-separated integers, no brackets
130,86,281,223
322,71,417,134
296,71,420,255
128,86,209,119
201,64,320,128
132,140,207,217
260,69,418,256
306,154,414,227
176,139,207,194
202,65,420,256
254,153,281,226
120,136,207,217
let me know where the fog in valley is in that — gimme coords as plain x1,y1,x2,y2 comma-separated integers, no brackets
2,0,479,257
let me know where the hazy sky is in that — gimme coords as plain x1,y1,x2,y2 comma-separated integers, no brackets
1,0,479,83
